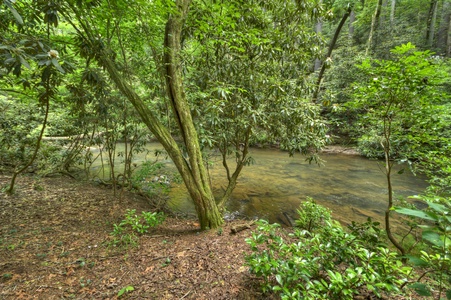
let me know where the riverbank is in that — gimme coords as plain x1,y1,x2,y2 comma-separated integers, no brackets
321,144,360,155
0,173,424,299
0,174,265,299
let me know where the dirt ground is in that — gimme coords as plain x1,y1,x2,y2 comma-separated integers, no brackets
0,173,423,299
0,174,269,299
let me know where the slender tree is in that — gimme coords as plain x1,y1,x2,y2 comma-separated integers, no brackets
426,0,439,47
437,0,451,55
314,4,353,102
350,43,444,255
366,0,383,55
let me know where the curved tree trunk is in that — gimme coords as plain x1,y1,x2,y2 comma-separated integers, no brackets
382,116,406,257
67,0,223,229
8,70,51,194
163,0,223,229
313,5,352,102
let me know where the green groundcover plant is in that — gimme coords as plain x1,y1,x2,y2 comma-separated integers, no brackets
245,200,411,300
110,209,165,248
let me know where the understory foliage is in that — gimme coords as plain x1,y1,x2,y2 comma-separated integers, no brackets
395,200,451,299
349,43,449,161
110,209,165,248
245,200,411,300
130,160,181,209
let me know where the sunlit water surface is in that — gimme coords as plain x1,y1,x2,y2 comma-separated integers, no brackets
93,143,428,225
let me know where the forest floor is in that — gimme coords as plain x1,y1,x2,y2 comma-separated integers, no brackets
0,173,423,299
0,174,267,299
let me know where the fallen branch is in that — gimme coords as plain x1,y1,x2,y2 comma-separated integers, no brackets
230,220,256,234
42,131,108,141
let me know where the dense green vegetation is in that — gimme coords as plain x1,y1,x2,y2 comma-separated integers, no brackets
246,201,411,299
1,0,451,298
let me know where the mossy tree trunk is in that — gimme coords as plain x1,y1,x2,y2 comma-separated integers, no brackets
163,0,223,229
68,0,223,229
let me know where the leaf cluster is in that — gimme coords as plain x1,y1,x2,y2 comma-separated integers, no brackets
185,0,329,157
245,202,411,299
110,209,165,248
395,201,451,298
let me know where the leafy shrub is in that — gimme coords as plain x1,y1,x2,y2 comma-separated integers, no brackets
110,209,165,248
295,198,331,232
0,98,42,168
347,217,386,252
130,160,180,208
395,201,451,299
245,203,411,299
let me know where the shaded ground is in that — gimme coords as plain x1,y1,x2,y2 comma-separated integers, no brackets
0,174,266,299
0,173,423,299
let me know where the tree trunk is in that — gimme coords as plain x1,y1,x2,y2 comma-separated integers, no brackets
437,0,451,55
314,1,323,72
313,5,352,102
382,117,406,257
390,0,396,28
448,13,451,56
163,0,223,229
426,0,439,47
349,10,356,38
8,68,52,194
217,128,251,208
366,0,383,55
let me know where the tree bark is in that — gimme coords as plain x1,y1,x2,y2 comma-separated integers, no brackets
390,0,396,28
314,0,323,72
437,0,451,55
349,10,356,38
426,0,439,47
68,0,224,229
163,0,223,229
448,14,451,56
313,5,352,102
8,67,52,194
382,112,406,257
366,0,383,55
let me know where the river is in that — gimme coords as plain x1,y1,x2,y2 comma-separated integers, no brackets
163,146,427,225
92,143,428,225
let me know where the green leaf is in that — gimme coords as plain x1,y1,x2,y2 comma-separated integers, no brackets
422,231,443,247
428,202,449,214
409,283,432,296
18,55,31,69
5,0,24,25
446,288,451,300
406,255,428,267
51,58,65,73
275,274,283,285
125,286,134,292
393,207,436,221
118,285,134,297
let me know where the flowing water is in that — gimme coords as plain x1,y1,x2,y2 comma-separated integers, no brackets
92,143,428,225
